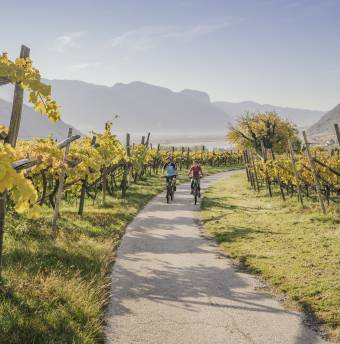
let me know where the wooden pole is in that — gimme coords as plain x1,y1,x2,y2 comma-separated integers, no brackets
334,123,340,146
6,45,30,147
121,133,130,198
0,45,30,277
78,136,97,215
145,132,150,147
302,131,326,214
180,146,184,170
51,128,73,237
271,148,286,201
243,151,250,182
288,140,304,206
186,147,190,169
245,150,255,188
102,167,107,205
261,141,272,197
249,149,260,192
0,193,6,278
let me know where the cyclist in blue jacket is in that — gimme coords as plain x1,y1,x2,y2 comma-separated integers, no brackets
163,156,177,191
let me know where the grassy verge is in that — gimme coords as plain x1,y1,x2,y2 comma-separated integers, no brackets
0,164,234,343
201,172,340,341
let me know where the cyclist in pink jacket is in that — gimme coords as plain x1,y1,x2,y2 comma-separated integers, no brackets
188,160,203,196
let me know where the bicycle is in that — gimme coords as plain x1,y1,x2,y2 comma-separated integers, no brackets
191,177,200,205
164,176,176,203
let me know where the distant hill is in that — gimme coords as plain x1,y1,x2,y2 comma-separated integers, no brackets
38,80,231,135
307,104,340,142
213,101,324,127
0,80,325,138
0,98,81,141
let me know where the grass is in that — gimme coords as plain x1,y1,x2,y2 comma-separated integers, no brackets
201,172,340,341
0,164,235,344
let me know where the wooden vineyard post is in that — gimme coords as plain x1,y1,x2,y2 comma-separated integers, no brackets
121,133,131,198
261,141,272,197
51,128,73,237
245,150,255,189
145,132,150,147
186,147,190,169
180,147,184,170
248,149,260,192
288,140,304,206
102,167,107,205
78,175,87,216
141,136,145,145
302,131,326,214
0,45,30,278
78,136,97,215
271,148,286,201
334,123,340,146
0,193,6,278
243,151,250,182
6,45,30,147
156,143,160,173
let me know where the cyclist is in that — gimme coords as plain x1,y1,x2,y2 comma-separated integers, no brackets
188,160,203,197
163,155,177,191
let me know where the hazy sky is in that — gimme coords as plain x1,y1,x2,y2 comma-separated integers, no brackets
1,0,339,110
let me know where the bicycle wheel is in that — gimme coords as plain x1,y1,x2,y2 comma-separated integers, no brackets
192,184,197,204
166,184,170,203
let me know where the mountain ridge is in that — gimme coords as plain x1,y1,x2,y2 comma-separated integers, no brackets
0,79,326,137
307,103,340,141
0,98,81,140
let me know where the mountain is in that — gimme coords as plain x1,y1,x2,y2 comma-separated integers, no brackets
0,80,325,139
0,98,81,141
307,104,340,141
213,101,324,127
38,80,231,135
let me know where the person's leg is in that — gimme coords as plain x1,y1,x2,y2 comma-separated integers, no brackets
191,179,194,194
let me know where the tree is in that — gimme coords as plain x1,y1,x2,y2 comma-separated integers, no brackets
227,111,300,153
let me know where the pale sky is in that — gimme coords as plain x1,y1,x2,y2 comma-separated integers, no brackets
1,0,339,110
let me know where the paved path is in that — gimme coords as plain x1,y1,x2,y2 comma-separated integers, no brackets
106,171,328,344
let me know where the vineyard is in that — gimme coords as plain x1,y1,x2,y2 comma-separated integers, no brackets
0,46,246,342
243,131,340,214
1,44,339,343
0,46,242,259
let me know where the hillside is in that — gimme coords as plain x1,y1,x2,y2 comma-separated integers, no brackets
213,101,324,127
38,80,231,135
0,98,80,140
0,80,325,137
307,104,340,141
